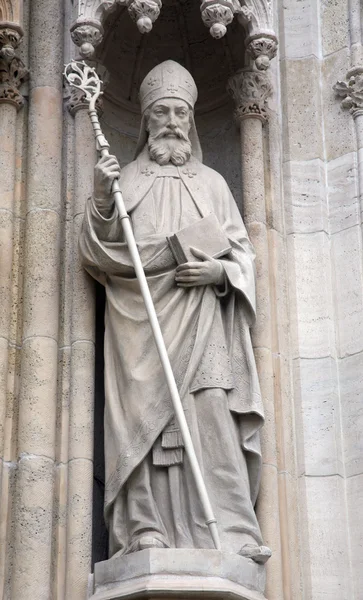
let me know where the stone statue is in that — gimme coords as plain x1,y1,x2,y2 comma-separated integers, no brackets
79,60,270,564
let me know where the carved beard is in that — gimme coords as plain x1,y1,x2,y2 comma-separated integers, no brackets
147,128,192,166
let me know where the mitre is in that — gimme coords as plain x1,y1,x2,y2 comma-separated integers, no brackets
135,60,203,161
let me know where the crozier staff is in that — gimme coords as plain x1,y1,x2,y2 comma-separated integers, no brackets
79,60,271,562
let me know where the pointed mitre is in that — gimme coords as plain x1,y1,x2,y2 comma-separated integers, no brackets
139,60,198,113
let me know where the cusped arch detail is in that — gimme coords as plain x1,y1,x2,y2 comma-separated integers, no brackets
71,0,277,60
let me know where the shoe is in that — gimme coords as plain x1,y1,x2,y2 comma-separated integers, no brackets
128,535,170,553
239,544,272,564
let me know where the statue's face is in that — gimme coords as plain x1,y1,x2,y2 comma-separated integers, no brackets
146,98,191,141
145,97,192,166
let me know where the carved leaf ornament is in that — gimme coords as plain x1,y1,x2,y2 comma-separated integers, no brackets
334,74,363,113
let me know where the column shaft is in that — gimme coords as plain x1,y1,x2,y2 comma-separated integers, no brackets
65,107,96,600
0,101,17,600
11,0,64,597
239,116,283,600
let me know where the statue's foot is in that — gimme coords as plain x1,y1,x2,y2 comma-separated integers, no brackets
239,544,272,564
128,535,170,553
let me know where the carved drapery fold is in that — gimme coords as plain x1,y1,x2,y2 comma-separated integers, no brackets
227,69,273,122
0,22,27,109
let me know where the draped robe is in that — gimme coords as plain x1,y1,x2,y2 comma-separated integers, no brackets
79,148,265,555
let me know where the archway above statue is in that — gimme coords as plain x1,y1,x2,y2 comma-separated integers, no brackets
70,0,277,67
97,1,247,115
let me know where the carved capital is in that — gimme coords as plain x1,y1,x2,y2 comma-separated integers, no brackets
200,0,239,39
127,0,162,33
0,23,27,109
246,33,278,71
70,21,104,59
227,69,273,123
334,68,363,119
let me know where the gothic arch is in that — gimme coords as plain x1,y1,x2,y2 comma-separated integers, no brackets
70,0,277,63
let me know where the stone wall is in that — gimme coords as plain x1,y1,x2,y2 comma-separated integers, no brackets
0,0,362,599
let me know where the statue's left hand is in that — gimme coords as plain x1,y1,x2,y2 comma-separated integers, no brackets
175,247,224,287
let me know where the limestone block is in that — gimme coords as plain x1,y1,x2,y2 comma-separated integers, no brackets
66,458,93,600
256,464,283,600
240,119,265,226
0,211,14,340
346,474,363,598
22,209,61,341
327,152,359,234
59,216,73,349
0,338,8,456
72,214,96,343
14,104,28,220
339,352,363,478
283,159,327,235
287,232,333,359
27,87,62,212
52,463,68,600
276,471,302,600
293,356,343,477
281,57,323,162
69,341,95,461
18,337,58,458
55,347,71,464
248,222,271,350
3,343,21,461
11,455,55,600
9,217,25,347
28,0,63,90
90,549,267,600
331,225,363,357
322,48,356,161
0,104,16,208
0,458,17,599
266,111,284,234
254,347,276,468
278,0,319,60
321,0,349,56
303,475,352,599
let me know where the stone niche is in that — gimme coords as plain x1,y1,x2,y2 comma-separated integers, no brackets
92,0,246,567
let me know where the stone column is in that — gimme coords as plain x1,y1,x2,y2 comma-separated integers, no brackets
10,0,64,598
64,86,97,600
0,21,27,598
227,68,283,600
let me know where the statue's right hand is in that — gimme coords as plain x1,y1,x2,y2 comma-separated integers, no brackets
94,155,121,199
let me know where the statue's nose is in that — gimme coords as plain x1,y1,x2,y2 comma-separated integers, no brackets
167,113,177,128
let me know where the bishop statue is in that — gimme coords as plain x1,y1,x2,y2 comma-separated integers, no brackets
79,60,270,564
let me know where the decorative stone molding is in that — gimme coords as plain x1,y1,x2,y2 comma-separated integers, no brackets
334,67,363,118
70,22,104,59
127,0,162,34
238,0,274,37
200,0,238,39
0,0,23,22
70,0,278,55
0,22,27,109
65,60,108,116
227,69,273,122
246,33,278,71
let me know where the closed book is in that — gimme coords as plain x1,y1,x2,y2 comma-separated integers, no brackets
167,214,231,265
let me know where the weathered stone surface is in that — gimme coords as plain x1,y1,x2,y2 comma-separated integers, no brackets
90,549,267,600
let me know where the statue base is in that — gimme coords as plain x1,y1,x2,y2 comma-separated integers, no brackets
88,549,267,600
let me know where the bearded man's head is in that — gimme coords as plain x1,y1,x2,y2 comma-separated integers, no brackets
135,61,202,164
145,98,192,166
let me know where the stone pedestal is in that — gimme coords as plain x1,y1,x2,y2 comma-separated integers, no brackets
89,549,267,600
